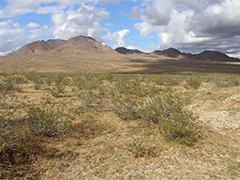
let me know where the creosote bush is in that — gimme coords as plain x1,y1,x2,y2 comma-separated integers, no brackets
49,84,66,97
0,75,25,92
77,90,102,111
0,95,36,166
184,76,202,90
111,91,197,146
27,96,75,137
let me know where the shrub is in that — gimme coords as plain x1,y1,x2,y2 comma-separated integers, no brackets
27,97,75,137
127,141,159,158
111,94,140,121
49,84,66,97
141,94,196,145
161,111,197,146
72,74,99,91
0,75,25,92
0,120,34,165
184,76,202,90
210,75,240,88
77,90,101,111
0,95,35,165
110,90,197,145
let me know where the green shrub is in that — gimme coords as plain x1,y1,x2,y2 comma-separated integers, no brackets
0,120,34,165
161,111,197,146
184,76,202,90
72,74,99,91
111,94,140,121
0,75,25,92
141,94,196,145
210,75,240,88
27,97,74,137
110,90,197,145
77,90,101,111
0,95,35,165
49,84,66,97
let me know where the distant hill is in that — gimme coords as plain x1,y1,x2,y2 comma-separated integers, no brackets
191,50,239,62
151,48,239,62
152,48,182,58
7,36,115,56
115,47,145,55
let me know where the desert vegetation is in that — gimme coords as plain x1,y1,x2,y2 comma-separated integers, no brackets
0,72,240,179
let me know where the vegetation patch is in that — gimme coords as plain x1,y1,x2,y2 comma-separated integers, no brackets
0,72,239,179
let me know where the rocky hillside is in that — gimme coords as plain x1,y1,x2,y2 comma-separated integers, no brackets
7,36,115,56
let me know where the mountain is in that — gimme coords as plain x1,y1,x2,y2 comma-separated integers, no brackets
115,47,145,55
8,36,115,56
7,36,239,62
151,48,239,62
1,35,239,73
152,48,182,58
191,50,239,62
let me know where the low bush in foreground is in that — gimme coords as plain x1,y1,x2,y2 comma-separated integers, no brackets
0,95,36,166
111,91,197,146
27,96,75,137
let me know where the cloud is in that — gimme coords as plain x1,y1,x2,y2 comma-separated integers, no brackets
99,0,120,3
143,0,173,26
51,4,109,40
129,6,141,19
0,20,52,54
26,22,40,29
134,0,240,56
0,0,115,18
0,1,112,54
103,29,130,48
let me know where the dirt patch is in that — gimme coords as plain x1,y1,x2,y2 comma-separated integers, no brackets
198,111,240,130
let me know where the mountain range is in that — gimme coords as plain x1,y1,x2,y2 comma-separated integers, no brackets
115,47,239,62
0,35,239,73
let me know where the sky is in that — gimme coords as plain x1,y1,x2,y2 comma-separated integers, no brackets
1,0,240,58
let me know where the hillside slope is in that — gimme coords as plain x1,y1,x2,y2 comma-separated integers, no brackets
7,36,115,56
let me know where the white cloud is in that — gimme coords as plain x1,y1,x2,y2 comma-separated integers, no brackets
26,22,40,29
0,20,52,54
99,0,120,3
134,0,240,56
134,22,155,36
0,0,119,18
51,4,109,40
103,29,130,48
0,1,112,54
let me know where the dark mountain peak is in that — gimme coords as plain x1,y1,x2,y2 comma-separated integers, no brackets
194,50,238,62
151,48,239,62
115,47,145,54
164,47,181,53
153,47,181,57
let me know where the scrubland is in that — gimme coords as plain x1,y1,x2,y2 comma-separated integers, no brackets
1,72,240,179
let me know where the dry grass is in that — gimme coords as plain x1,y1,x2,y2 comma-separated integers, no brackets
1,73,240,179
